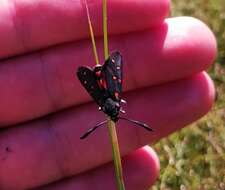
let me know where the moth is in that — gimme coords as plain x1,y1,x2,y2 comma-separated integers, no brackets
77,51,153,139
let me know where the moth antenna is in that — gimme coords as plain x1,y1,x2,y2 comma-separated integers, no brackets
118,117,154,132
80,120,107,139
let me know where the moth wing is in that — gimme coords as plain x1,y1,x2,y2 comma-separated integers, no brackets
102,51,123,101
77,66,105,107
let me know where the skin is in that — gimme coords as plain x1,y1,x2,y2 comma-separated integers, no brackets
0,0,217,189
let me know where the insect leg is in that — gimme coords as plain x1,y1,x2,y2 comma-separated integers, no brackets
118,117,154,132
80,120,107,139
120,108,126,114
121,99,127,104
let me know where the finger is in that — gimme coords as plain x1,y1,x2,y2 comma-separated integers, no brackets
0,0,169,58
0,17,217,126
38,146,159,190
0,72,214,190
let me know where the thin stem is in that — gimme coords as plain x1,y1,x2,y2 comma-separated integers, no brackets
85,0,126,189
103,0,126,190
107,118,126,190
84,0,100,65
103,0,109,60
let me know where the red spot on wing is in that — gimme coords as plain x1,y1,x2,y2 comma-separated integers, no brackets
99,79,107,89
95,71,101,77
114,92,119,100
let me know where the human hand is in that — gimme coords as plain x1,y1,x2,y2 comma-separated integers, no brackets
0,0,217,189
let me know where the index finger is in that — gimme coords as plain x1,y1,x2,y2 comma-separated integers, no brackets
0,0,169,58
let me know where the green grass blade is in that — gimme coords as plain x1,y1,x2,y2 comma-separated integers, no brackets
103,1,126,190
103,0,109,59
85,0,126,189
107,118,126,190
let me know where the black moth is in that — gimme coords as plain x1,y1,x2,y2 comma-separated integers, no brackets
77,51,153,139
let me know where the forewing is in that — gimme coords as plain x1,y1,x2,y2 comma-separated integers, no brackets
102,51,123,101
77,66,105,107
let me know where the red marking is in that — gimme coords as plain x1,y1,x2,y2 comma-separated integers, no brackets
102,80,107,89
114,92,119,100
99,79,107,89
97,80,101,88
95,71,101,77
99,79,103,87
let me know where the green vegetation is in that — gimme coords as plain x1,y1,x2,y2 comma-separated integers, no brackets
151,0,225,189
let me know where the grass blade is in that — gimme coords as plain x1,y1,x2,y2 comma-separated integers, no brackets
107,118,126,190
103,0,109,60
84,0,100,65
84,0,126,189
103,1,126,190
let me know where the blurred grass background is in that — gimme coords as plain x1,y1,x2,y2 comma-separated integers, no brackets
151,0,225,189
